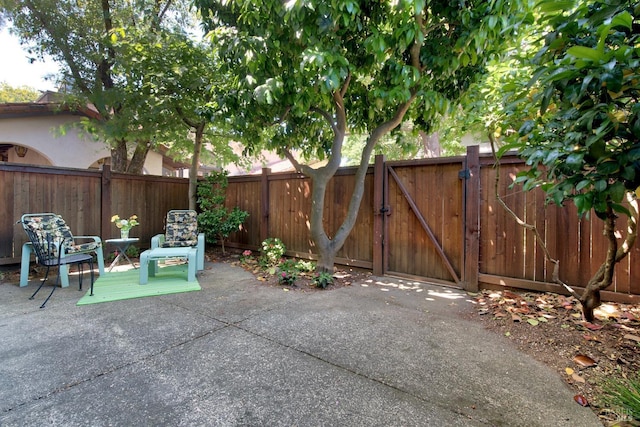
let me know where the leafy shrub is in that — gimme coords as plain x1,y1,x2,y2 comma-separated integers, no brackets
125,245,140,258
313,272,334,289
197,171,249,253
260,237,286,268
295,260,316,272
278,270,297,286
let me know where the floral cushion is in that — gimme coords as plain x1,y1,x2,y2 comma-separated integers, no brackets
24,215,101,255
162,210,199,247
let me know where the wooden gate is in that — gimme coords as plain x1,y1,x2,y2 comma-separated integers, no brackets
381,157,467,287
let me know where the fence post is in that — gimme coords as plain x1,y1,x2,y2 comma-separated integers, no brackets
463,146,480,292
260,167,271,243
101,164,112,241
373,154,385,276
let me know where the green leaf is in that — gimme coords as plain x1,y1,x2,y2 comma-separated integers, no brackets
527,318,540,326
566,46,604,62
536,0,575,13
611,11,633,30
594,180,607,192
574,194,592,213
576,180,591,191
609,181,626,203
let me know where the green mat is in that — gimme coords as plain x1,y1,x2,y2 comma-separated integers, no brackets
77,264,200,305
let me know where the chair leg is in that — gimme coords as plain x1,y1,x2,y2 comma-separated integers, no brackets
78,262,84,291
89,259,94,296
40,266,61,309
29,266,50,301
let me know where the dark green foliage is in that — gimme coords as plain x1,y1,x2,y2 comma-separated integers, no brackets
312,272,334,289
197,171,249,253
603,372,640,421
505,0,640,217
277,259,298,286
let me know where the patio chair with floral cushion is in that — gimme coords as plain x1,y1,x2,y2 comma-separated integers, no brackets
20,214,96,308
19,213,105,288
150,210,205,271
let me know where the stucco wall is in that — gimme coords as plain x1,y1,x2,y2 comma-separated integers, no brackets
0,114,164,174
0,115,110,168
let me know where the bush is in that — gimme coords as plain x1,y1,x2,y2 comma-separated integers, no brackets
313,272,334,289
295,259,316,272
197,171,249,253
260,237,286,268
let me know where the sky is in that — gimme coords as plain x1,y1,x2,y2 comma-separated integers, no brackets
0,27,59,91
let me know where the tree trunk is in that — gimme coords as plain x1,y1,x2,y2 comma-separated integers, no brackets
111,139,128,172
419,131,441,158
296,89,416,274
127,140,151,174
579,195,638,321
189,123,205,210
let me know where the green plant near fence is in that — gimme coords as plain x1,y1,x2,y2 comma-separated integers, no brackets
197,171,249,253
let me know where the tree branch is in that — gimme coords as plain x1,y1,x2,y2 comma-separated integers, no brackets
488,133,582,299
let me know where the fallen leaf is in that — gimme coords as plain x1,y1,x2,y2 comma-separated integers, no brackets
511,314,522,322
571,373,586,383
571,313,582,318
583,335,601,342
613,323,637,332
573,355,597,367
527,318,539,326
537,316,548,323
494,311,507,318
582,322,603,331
574,394,589,407
623,334,640,343
504,331,511,337
565,367,574,375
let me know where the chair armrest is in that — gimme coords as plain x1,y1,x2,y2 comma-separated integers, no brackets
151,234,165,249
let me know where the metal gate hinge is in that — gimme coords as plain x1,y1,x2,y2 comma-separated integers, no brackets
458,169,470,179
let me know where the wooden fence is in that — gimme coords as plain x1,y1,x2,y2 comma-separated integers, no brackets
0,163,189,264
1,148,639,302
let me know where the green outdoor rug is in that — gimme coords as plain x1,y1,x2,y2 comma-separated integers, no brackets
77,264,200,305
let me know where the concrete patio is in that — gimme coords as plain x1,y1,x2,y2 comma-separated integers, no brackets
0,261,601,426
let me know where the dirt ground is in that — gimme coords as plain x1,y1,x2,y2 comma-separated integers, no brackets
207,248,371,292
467,289,640,425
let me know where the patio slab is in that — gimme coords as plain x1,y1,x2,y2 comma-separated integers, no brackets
0,262,601,426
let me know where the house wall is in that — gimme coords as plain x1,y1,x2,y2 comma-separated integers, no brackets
1,114,166,175
0,115,110,168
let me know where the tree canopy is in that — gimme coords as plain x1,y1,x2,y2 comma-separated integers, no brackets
500,0,640,320
0,82,39,102
0,0,195,173
194,0,530,271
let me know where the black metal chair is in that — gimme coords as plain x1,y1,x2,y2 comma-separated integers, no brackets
21,219,94,308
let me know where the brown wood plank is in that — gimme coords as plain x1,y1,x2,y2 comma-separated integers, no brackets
388,166,460,284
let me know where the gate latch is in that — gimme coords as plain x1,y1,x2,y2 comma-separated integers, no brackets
458,169,471,180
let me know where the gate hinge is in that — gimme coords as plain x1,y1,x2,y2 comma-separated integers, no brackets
458,169,471,180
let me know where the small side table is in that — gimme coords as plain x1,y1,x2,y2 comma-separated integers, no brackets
105,238,140,271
